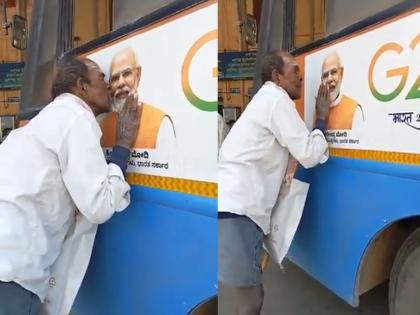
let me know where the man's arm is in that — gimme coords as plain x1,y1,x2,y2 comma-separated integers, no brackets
107,145,130,175
58,115,131,224
313,83,330,133
58,92,141,224
314,118,327,133
107,92,141,173
270,97,328,169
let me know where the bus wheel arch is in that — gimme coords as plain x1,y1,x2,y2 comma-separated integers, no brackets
356,216,420,302
187,295,217,315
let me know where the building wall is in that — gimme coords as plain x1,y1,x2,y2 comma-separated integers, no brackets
218,0,325,109
0,0,31,116
295,0,325,48
218,0,255,110
74,0,111,47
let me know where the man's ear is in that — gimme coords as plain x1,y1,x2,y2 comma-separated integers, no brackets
272,69,281,85
136,66,142,85
76,78,89,97
76,78,85,92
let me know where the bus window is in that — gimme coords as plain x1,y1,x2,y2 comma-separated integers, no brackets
325,0,406,36
294,0,326,48
293,0,406,49
112,0,176,30
73,0,112,47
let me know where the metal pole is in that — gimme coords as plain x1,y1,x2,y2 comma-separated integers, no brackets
56,0,74,58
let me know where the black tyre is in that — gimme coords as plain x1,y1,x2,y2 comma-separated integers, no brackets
389,227,420,315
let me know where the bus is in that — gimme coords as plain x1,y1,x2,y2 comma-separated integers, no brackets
254,1,420,314
16,0,218,314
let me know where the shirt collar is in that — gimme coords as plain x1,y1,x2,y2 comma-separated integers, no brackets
330,91,343,108
263,81,288,96
55,93,94,115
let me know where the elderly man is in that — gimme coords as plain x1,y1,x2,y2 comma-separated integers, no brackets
218,50,330,315
0,56,140,315
320,51,364,130
100,47,175,149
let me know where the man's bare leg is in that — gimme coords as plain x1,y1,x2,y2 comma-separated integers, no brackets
234,284,264,315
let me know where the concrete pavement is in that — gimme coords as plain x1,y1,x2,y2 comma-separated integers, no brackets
219,259,389,315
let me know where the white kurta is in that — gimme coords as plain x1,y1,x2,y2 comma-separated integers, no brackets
0,93,130,301
218,81,328,234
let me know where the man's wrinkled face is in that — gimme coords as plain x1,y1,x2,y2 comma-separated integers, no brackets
84,60,111,114
321,55,343,102
109,51,140,111
278,55,303,100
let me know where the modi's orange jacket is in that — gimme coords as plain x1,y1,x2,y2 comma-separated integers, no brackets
327,95,360,130
100,103,170,149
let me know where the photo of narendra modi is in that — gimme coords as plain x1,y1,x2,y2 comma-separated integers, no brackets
99,47,176,150
317,51,365,131
85,3,217,183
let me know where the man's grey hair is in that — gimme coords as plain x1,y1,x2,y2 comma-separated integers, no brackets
261,50,292,83
52,56,91,99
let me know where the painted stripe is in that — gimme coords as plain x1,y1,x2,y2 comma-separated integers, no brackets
330,148,420,165
126,173,217,198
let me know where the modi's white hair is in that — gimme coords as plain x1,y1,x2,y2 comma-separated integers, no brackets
321,51,342,75
109,46,140,73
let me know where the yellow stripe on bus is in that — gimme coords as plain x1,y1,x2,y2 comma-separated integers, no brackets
330,148,420,165
126,173,217,198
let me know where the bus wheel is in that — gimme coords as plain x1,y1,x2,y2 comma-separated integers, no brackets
389,227,420,315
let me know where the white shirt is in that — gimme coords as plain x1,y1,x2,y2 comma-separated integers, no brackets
125,120,180,177
218,82,328,234
218,113,229,151
156,116,176,148
0,93,130,300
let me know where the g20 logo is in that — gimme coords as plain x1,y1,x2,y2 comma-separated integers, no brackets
181,30,217,111
368,33,420,102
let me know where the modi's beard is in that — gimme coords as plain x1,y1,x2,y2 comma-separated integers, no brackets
112,97,126,112
112,86,135,112
329,82,341,103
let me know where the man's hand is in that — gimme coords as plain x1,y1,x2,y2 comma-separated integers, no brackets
116,92,142,149
315,83,330,120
